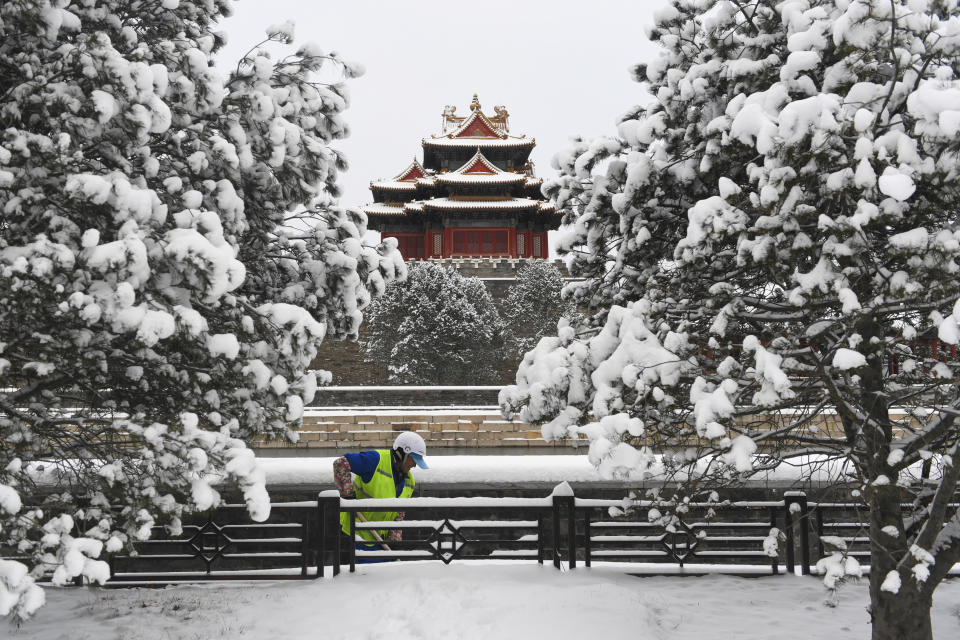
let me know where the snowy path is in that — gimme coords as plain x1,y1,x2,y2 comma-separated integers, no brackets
18,563,960,639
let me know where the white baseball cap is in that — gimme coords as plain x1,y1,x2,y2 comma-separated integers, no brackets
393,431,429,469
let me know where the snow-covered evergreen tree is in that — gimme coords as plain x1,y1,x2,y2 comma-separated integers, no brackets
364,262,503,384
502,260,577,356
0,0,401,619
500,1,960,638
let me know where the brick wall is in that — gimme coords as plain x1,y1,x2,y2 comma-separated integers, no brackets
253,409,919,456
253,409,582,455
311,386,502,407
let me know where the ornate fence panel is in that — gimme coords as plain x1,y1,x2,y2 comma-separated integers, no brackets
317,490,818,576
808,500,960,567
107,502,317,584
571,497,784,574
59,489,960,584
317,492,560,576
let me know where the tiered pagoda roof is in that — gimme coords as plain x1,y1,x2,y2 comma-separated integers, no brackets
424,106,535,150
362,95,560,260
436,150,526,185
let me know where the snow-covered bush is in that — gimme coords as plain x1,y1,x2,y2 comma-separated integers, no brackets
501,1,960,638
363,262,503,384
0,0,400,621
501,260,579,357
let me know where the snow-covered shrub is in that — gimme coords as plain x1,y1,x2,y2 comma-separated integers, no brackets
0,0,399,621
816,536,862,606
501,1,960,637
363,262,503,384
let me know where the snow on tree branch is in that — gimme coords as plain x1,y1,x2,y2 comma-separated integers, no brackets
0,0,399,621
506,2,960,636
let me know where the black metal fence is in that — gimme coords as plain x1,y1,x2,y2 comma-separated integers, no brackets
106,502,317,584
86,489,955,584
322,490,812,576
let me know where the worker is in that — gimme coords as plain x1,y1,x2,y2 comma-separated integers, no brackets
333,431,429,559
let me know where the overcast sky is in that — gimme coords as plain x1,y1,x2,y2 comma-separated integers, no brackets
216,0,668,219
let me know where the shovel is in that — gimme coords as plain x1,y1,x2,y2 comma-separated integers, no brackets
356,512,393,552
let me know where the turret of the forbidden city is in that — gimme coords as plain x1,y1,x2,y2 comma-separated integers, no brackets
363,95,562,260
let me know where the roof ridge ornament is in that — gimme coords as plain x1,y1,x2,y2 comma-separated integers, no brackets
470,93,481,111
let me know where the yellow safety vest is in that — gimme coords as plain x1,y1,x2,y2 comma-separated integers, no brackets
339,449,415,542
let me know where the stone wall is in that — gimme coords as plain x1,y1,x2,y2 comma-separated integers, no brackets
253,409,581,456
253,408,919,457
311,386,502,407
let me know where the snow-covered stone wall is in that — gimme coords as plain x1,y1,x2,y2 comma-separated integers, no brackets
255,408,585,454
253,407,922,456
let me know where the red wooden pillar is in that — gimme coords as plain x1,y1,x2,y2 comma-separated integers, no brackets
510,228,517,258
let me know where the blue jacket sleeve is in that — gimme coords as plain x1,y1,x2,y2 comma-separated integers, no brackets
343,451,381,484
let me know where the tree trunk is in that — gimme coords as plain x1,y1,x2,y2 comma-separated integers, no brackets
870,579,933,640
856,315,935,640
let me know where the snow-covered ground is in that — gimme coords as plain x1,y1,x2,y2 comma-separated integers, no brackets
17,563,960,639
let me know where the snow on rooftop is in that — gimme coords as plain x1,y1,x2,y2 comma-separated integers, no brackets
423,197,540,210
370,180,417,190
444,109,508,139
438,173,526,185
423,136,534,147
362,203,404,216
435,151,528,184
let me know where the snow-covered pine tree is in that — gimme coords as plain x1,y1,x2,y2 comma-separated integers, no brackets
0,0,401,619
501,260,577,356
364,262,503,384
500,1,960,638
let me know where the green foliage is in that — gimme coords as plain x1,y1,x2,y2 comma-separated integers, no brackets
502,260,578,356
363,262,504,384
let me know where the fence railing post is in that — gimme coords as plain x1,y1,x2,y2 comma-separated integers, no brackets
584,509,592,568
301,516,310,578
317,491,340,578
815,507,824,568
565,495,577,569
784,491,810,575
317,498,325,578
551,495,562,569
349,509,356,574
537,514,545,565
783,498,795,575
768,506,779,575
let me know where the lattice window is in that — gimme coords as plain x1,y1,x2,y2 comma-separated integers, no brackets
532,235,542,258
388,234,424,260
518,233,526,257
451,230,509,256
433,233,442,256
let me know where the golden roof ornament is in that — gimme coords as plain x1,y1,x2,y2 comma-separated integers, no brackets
470,93,481,111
